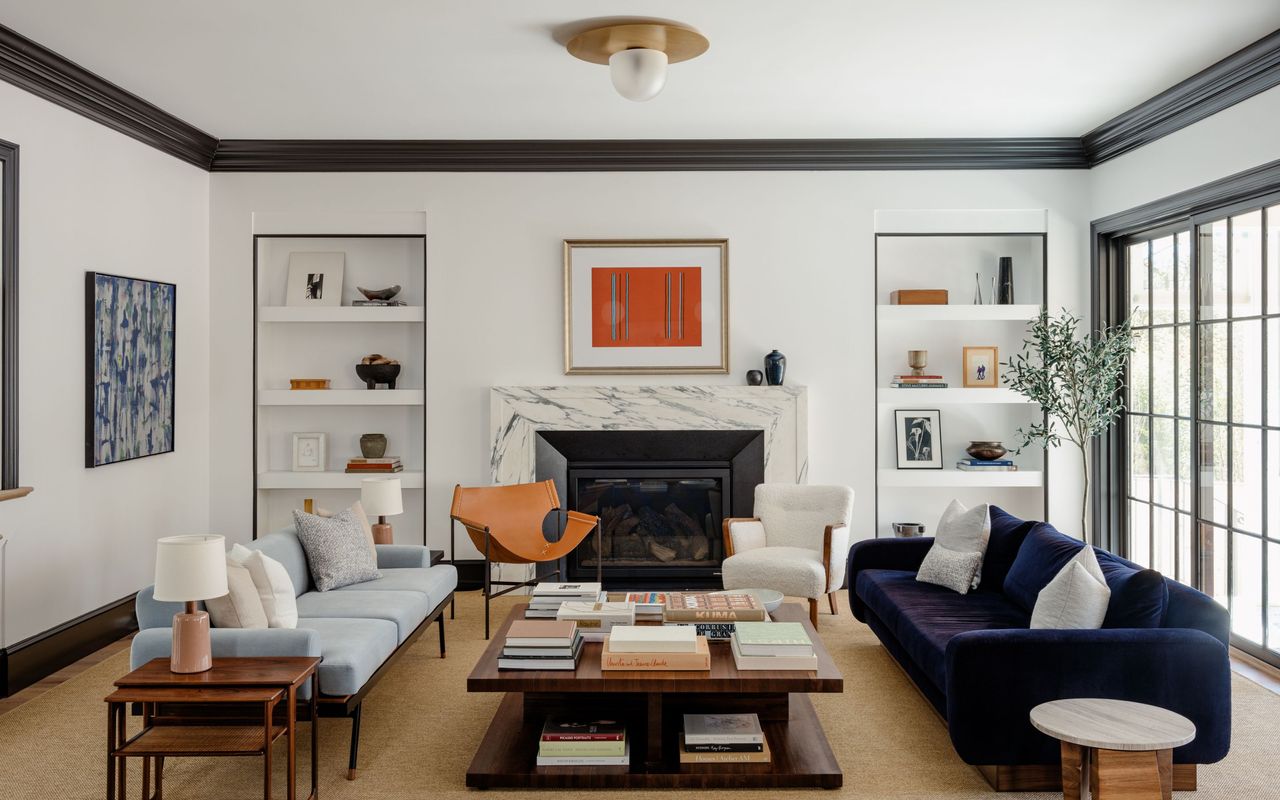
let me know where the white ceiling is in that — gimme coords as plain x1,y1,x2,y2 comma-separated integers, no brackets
2,1,1278,140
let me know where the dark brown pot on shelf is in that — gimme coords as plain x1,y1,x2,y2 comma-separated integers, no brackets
360,434,388,459
966,440,1008,461
356,363,401,390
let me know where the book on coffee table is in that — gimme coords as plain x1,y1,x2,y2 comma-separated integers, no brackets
664,592,767,622
505,620,579,648
536,739,630,766
678,734,771,763
733,621,814,657
729,633,819,671
541,718,626,742
601,636,710,670
606,624,697,653
683,713,764,745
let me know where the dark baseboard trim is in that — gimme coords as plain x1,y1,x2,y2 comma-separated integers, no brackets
1083,29,1280,166
0,23,217,169
3,593,138,697
210,137,1089,172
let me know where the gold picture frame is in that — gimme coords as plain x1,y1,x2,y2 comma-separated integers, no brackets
962,346,1000,388
563,239,729,375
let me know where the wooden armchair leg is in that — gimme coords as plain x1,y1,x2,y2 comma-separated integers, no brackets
828,593,839,615
808,598,819,628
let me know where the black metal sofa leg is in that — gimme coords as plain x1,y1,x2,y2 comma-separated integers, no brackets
347,703,363,780
439,615,447,657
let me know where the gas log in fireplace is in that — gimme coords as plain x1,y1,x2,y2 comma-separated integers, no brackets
535,430,764,589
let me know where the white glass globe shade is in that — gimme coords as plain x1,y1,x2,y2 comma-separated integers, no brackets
608,48,668,101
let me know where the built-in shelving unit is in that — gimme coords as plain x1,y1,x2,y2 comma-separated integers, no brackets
873,209,1049,537
253,222,427,543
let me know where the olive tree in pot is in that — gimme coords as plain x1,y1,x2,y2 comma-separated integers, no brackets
1002,309,1133,539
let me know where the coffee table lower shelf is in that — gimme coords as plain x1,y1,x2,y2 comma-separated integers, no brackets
466,692,841,790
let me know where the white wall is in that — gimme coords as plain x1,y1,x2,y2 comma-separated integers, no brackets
1091,84,1280,219
209,170,1091,556
0,83,210,645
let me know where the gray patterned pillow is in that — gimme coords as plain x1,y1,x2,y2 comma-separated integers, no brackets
293,508,381,591
916,546,984,595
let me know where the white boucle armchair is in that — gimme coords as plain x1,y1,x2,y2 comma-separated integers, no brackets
720,484,855,627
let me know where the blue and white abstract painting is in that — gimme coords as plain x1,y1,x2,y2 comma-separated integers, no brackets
87,273,175,467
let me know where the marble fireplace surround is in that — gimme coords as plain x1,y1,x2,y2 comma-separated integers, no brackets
489,385,808,486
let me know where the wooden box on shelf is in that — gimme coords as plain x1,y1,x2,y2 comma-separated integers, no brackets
289,378,331,390
889,289,948,305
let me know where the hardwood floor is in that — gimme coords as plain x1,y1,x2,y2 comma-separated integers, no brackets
0,633,133,716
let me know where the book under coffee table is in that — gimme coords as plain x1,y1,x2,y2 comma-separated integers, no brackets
465,602,844,789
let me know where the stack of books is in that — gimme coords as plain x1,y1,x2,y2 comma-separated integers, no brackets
890,374,948,388
729,621,818,671
525,582,603,618
601,625,711,671
344,457,402,474
955,458,1018,471
679,714,770,763
663,592,768,641
351,298,408,307
607,591,667,620
556,600,635,641
497,620,582,670
536,718,629,766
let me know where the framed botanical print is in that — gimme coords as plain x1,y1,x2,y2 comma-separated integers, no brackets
85,272,176,467
895,409,942,469
962,346,999,388
563,239,728,374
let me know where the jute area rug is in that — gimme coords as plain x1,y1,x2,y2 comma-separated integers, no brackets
0,591,1275,799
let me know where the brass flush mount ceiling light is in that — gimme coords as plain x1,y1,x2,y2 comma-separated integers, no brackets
566,21,710,102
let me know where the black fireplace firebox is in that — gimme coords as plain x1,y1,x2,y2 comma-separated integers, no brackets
535,430,764,589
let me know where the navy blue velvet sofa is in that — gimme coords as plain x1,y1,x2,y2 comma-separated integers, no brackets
847,507,1231,779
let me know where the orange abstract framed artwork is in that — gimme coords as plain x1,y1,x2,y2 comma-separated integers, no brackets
564,239,728,374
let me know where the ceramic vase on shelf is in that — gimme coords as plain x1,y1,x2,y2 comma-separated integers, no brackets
764,350,787,386
997,257,1015,304
746,370,764,386
360,433,388,459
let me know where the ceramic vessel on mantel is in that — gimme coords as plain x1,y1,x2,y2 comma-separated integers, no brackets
764,350,786,386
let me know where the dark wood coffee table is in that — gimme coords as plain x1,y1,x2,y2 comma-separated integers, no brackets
465,603,843,789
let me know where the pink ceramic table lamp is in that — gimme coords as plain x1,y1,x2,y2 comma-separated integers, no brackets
153,534,227,673
362,477,403,545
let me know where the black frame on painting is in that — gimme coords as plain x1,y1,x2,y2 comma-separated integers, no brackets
894,408,943,470
84,271,177,468
0,138,16,489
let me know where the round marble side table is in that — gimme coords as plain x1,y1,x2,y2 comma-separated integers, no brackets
1030,698,1195,800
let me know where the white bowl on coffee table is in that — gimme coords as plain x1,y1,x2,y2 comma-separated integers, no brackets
709,588,784,613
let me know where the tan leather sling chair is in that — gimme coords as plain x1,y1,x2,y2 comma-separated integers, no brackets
450,479,601,639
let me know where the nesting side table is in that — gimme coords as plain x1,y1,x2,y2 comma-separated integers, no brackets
107,656,321,800
1030,698,1196,800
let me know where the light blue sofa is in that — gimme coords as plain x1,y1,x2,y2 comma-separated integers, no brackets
132,527,457,778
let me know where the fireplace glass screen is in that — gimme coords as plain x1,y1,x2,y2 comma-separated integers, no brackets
571,470,727,574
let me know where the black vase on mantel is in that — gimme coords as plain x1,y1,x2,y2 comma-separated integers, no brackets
764,350,786,386
746,370,764,386
997,257,1015,305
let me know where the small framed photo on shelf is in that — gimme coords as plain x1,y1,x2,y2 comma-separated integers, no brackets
285,252,345,307
894,409,942,469
962,346,999,388
291,432,327,472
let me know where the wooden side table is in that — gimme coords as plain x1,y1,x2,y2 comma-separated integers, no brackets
1030,698,1196,800
108,657,321,800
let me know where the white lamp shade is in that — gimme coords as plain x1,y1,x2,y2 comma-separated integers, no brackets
362,477,404,517
153,535,228,602
609,48,667,101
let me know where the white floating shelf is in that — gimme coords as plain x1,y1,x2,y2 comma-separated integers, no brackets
878,468,1044,488
878,304,1041,322
258,306,424,323
258,389,424,406
877,388,1036,405
257,471,425,490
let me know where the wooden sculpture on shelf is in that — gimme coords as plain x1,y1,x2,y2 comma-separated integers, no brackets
450,480,600,639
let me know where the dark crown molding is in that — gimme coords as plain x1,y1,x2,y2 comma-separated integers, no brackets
210,137,1088,171
0,22,1277,172
1082,28,1280,166
0,23,217,169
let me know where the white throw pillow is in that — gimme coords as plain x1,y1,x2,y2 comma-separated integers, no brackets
204,561,269,629
915,500,991,593
229,543,298,629
1030,545,1112,629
